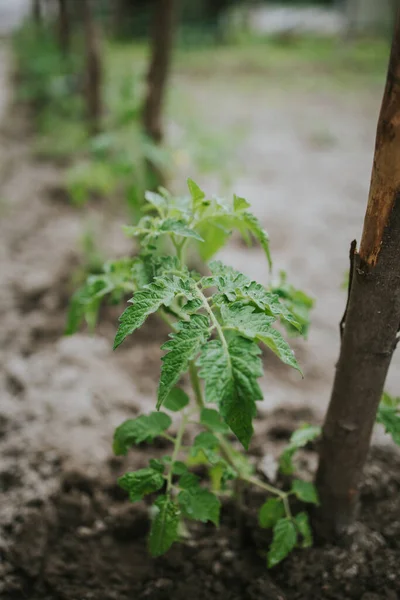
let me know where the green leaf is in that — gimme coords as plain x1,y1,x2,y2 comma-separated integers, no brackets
271,271,314,338
157,314,210,409
196,222,230,261
187,177,206,209
220,302,301,374
238,210,272,270
149,495,180,557
160,218,204,242
290,424,321,447
113,412,172,455
279,447,296,475
163,387,190,412
172,461,188,475
377,395,400,446
291,480,319,505
149,459,166,473
233,194,250,211
200,408,229,433
118,468,165,502
179,472,200,490
207,261,301,333
268,518,298,568
294,512,313,548
193,431,219,449
278,424,321,475
65,277,112,335
198,335,263,449
145,190,167,213
178,487,220,525
114,274,191,349
259,498,285,529
257,327,302,374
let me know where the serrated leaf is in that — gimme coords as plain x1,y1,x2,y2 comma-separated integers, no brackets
257,327,302,374
113,412,172,455
65,277,112,335
145,190,167,213
207,261,301,333
271,271,314,338
200,408,229,433
157,314,210,409
114,274,190,349
238,211,272,270
150,459,166,473
220,302,301,374
294,512,313,548
181,298,203,314
268,518,297,568
171,461,188,475
187,177,206,208
198,335,263,449
377,398,400,446
291,480,319,505
193,431,219,449
233,194,251,211
178,487,220,525
279,447,296,475
278,424,321,475
290,424,321,447
118,468,165,502
258,498,285,529
163,387,190,412
149,495,180,557
160,218,204,242
179,472,200,490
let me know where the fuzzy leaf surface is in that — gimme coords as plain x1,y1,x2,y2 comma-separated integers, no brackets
118,468,165,502
291,480,319,505
157,315,210,409
114,274,191,349
178,488,220,525
206,261,302,332
198,335,263,449
258,498,285,529
113,412,171,455
149,496,180,557
220,303,301,374
163,387,190,412
200,408,229,433
268,518,297,568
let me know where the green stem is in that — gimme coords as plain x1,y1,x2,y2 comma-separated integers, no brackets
189,361,205,410
244,475,286,499
196,286,230,357
161,433,176,444
166,413,187,493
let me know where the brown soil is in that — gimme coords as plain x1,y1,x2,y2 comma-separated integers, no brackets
1,38,400,600
1,440,400,600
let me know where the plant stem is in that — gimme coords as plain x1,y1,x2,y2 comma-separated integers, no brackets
161,433,176,444
243,475,287,499
166,413,187,493
196,286,230,356
189,361,205,410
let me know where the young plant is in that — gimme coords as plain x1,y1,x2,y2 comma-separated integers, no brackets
68,179,318,566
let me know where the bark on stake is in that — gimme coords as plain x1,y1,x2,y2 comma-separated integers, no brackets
315,8,400,540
